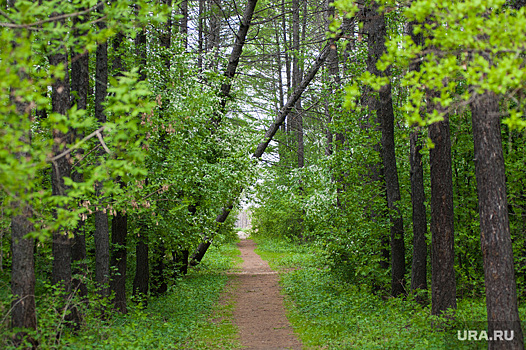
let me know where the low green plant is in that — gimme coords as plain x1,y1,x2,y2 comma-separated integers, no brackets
0,241,241,349
255,237,526,349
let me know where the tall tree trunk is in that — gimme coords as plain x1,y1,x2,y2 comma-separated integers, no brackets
363,1,405,296
70,12,90,303
290,0,303,168
132,24,149,305
9,2,37,342
108,32,128,314
407,20,427,301
409,131,427,296
428,103,457,316
198,0,204,71
179,0,188,48
471,90,524,349
94,2,110,299
49,47,73,295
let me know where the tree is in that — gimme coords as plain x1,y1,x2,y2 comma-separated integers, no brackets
362,0,405,297
471,90,524,349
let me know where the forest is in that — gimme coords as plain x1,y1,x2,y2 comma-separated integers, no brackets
1,0,526,348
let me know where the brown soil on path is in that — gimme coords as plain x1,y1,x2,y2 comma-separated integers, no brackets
232,239,302,350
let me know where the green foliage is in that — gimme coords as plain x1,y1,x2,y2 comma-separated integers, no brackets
255,237,526,349
0,242,241,349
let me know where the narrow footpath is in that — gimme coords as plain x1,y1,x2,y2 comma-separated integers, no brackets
231,239,302,350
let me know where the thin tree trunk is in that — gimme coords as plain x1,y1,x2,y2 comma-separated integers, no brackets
409,130,428,297
94,3,110,298
471,90,524,349
70,16,89,300
108,32,128,314
179,0,188,48
132,25,149,305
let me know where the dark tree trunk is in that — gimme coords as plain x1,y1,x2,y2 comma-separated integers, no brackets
110,211,127,313
471,91,524,349
132,20,149,306
11,206,37,348
216,0,258,124
9,8,37,340
290,0,304,168
151,243,168,296
109,33,127,314
407,20,427,301
174,249,189,276
428,105,457,316
133,234,149,305
70,12,89,302
94,3,110,299
49,47,73,294
363,1,405,297
179,0,188,48
198,0,204,71
409,131,428,297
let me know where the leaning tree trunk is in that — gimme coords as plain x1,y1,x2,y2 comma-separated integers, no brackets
471,90,524,349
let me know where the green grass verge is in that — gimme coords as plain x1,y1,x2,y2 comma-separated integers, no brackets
253,236,526,350
54,241,242,350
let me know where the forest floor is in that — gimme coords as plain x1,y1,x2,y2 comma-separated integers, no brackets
228,237,302,350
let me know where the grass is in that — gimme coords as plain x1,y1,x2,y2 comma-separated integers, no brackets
1,240,242,349
253,236,526,349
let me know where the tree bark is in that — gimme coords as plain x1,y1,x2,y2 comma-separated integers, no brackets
49,47,73,295
363,1,405,296
94,2,110,299
471,90,524,349
9,3,37,341
70,19,89,301
132,26,149,304
407,20,427,301
179,0,188,48
151,243,168,296
409,131,428,296
428,105,457,316
11,203,37,347
133,233,149,305
110,210,127,313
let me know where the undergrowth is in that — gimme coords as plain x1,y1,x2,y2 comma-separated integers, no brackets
254,237,526,349
1,241,241,349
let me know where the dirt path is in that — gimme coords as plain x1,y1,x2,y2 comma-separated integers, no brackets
231,239,302,350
